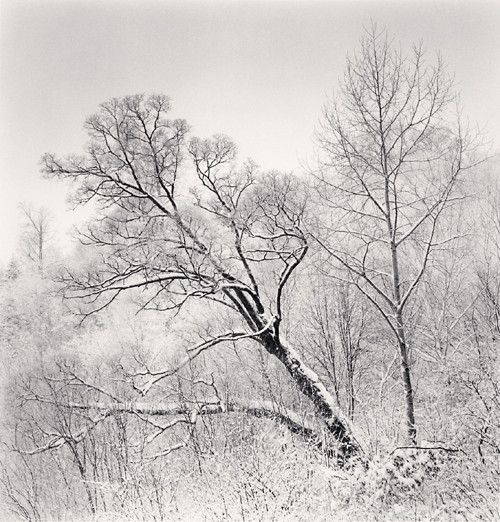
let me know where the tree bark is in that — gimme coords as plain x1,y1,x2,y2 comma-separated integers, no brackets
390,238,417,445
395,315,417,445
259,330,364,462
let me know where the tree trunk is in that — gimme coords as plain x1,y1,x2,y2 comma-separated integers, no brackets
346,370,355,421
390,231,417,445
259,330,364,463
395,315,417,445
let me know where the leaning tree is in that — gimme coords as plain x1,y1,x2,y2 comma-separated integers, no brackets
32,94,364,464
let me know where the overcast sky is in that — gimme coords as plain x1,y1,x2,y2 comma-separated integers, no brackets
1,0,499,267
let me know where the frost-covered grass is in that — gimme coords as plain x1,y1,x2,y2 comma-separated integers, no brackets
170,441,499,522
3,415,497,522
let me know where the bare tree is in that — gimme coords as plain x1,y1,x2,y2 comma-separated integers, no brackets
314,27,479,444
39,94,363,462
19,205,53,276
301,278,368,420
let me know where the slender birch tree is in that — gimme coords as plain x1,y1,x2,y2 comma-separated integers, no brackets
314,28,477,444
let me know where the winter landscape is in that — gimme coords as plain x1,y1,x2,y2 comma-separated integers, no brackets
0,1,499,520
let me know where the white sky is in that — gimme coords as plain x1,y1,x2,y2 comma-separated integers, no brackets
1,0,499,267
